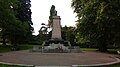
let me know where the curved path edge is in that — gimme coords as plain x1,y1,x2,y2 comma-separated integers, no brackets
0,56,120,67
72,56,120,67
0,62,35,67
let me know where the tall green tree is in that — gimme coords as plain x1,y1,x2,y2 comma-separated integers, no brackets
0,0,33,47
0,0,19,45
17,0,32,22
16,0,33,43
72,0,120,51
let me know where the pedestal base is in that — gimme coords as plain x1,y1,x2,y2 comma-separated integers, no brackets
41,39,71,53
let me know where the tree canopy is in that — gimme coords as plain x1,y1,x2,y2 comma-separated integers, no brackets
62,26,76,46
72,0,120,51
0,0,33,46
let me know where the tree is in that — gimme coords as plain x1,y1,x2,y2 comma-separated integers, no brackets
37,24,51,45
62,26,76,46
0,0,19,45
0,0,33,48
17,0,33,25
72,0,120,52
16,0,33,43
61,26,67,40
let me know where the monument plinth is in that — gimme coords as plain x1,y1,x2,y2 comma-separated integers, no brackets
51,16,61,40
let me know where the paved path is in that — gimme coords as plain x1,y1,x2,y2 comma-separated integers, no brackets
0,50,119,66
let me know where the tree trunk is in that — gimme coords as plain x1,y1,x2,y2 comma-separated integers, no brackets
2,38,6,45
99,46,107,52
11,37,20,51
98,40,108,52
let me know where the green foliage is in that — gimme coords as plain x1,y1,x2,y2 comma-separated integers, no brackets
0,44,33,53
16,0,33,35
0,45,11,53
0,0,33,46
0,0,20,45
27,35,39,45
72,0,120,52
15,0,33,44
35,25,51,45
62,26,77,46
37,34,47,45
36,33,50,45
17,0,32,25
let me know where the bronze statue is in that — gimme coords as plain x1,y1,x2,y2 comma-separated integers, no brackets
48,5,57,28
50,5,57,16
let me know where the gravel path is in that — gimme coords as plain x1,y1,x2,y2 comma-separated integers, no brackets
0,50,119,66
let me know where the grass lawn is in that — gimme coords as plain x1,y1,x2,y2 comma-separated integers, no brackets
80,48,98,51
18,44,33,50
0,44,33,53
0,45,12,53
81,48,120,54
108,49,120,54
109,64,120,67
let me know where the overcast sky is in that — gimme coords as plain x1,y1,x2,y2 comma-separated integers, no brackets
31,0,77,35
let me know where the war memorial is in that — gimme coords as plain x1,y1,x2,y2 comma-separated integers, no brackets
32,5,80,53
0,5,119,67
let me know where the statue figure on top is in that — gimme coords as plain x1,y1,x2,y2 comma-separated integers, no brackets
48,5,57,28
50,5,57,16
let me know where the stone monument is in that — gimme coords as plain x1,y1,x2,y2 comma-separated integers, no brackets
32,5,81,53
42,5,71,53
